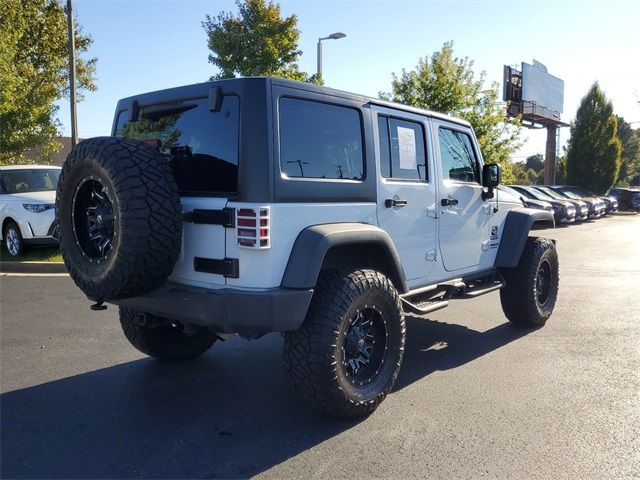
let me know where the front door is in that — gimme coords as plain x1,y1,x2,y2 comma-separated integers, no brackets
433,122,490,271
374,107,437,284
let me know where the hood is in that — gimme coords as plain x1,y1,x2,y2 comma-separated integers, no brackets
4,190,56,203
525,198,553,210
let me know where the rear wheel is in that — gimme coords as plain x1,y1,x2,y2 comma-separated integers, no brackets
500,237,559,327
3,222,27,257
119,307,217,361
283,269,405,419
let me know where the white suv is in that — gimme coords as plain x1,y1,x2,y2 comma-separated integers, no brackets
1,165,61,257
56,78,559,418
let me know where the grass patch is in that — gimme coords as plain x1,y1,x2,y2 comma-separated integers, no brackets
0,246,63,262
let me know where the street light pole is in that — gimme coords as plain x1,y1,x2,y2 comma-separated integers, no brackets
316,32,346,79
66,0,78,146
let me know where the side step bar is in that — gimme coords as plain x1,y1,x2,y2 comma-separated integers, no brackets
461,281,503,298
401,298,449,316
401,277,504,315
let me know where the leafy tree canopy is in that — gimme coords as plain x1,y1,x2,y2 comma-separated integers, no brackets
0,0,97,165
566,83,622,194
525,153,544,173
616,116,640,186
203,0,318,83
379,41,521,183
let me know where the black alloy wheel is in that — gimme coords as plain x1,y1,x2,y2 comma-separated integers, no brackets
342,305,389,387
72,176,115,262
535,259,552,307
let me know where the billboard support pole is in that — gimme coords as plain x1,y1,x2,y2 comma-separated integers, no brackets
544,125,557,184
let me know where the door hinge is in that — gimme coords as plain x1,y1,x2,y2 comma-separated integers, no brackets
426,248,438,262
426,205,438,219
194,257,239,278
183,208,235,227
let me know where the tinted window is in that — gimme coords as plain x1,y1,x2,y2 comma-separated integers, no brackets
115,110,128,135
279,98,364,180
378,116,427,181
119,96,239,195
1,169,60,194
438,128,479,183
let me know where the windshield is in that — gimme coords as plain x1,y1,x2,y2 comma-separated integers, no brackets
514,186,546,201
1,169,60,194
536,187,566,200
499,186,523,199
560,190,580,200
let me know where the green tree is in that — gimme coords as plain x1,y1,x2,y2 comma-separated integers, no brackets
510,161,537,185
380,41,521,182
566,83,622,194
0,0,97,165
525,153,544,173
555,154,568,184
616,116,640,186
202,0,317,83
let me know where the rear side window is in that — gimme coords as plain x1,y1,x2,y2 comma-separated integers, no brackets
279,98,364,180
118,96,240,195
438,128,479,183
378,116,427,181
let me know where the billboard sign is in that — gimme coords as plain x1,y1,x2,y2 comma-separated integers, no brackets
521,60,564,114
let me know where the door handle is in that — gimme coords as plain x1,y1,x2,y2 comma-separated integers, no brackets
385,198,408,208
441,197,459,207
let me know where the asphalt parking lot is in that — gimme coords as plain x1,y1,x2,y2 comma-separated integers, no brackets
1,214,639,479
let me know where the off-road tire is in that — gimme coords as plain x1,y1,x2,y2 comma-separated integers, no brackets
56,137,182,301
283,269,405,419
3,221,27,257
500,237,559,327
119,307,217,361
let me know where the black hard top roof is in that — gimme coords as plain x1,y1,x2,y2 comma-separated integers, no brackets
115,76,471,128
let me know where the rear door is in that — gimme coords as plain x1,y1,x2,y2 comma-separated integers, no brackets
433,121,491,271
117,95,241,287
373,106,437,283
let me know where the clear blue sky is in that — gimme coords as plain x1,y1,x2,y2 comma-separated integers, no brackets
57,0,640,161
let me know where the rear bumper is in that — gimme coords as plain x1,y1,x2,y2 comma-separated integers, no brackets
110,282,314,336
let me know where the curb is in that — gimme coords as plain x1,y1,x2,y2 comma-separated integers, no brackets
0,261,68,274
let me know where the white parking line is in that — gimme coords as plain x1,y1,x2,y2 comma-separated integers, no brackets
0,273,70,277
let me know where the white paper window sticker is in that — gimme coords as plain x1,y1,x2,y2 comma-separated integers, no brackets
397,126,417,170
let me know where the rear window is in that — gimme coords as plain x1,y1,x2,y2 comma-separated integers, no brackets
117,95,240,195
279,97,364,181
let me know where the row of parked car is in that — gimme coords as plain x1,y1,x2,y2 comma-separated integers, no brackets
501,184,640,225
1,165,639,258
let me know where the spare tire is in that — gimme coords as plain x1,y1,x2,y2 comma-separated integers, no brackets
56,137,182,301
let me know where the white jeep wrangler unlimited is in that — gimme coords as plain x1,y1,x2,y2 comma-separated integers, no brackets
57,77,559,418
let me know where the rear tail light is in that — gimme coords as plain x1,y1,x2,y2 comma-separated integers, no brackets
236,207,270,249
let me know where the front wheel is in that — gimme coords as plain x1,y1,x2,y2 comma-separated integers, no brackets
500,237,559,327
119,307,217,361
3,222,27,257
283,269,406,419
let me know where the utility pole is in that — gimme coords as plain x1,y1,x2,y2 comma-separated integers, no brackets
544,125,557,184
66,0,78,146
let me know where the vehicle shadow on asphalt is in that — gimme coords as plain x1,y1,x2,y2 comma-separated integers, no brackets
395,316,530,390
1,318,530,479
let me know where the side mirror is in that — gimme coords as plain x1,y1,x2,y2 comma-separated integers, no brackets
482,163,501,200
482,163,501,187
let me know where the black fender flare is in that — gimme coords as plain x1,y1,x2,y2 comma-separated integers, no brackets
494,208,555,268
280,223,408,293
